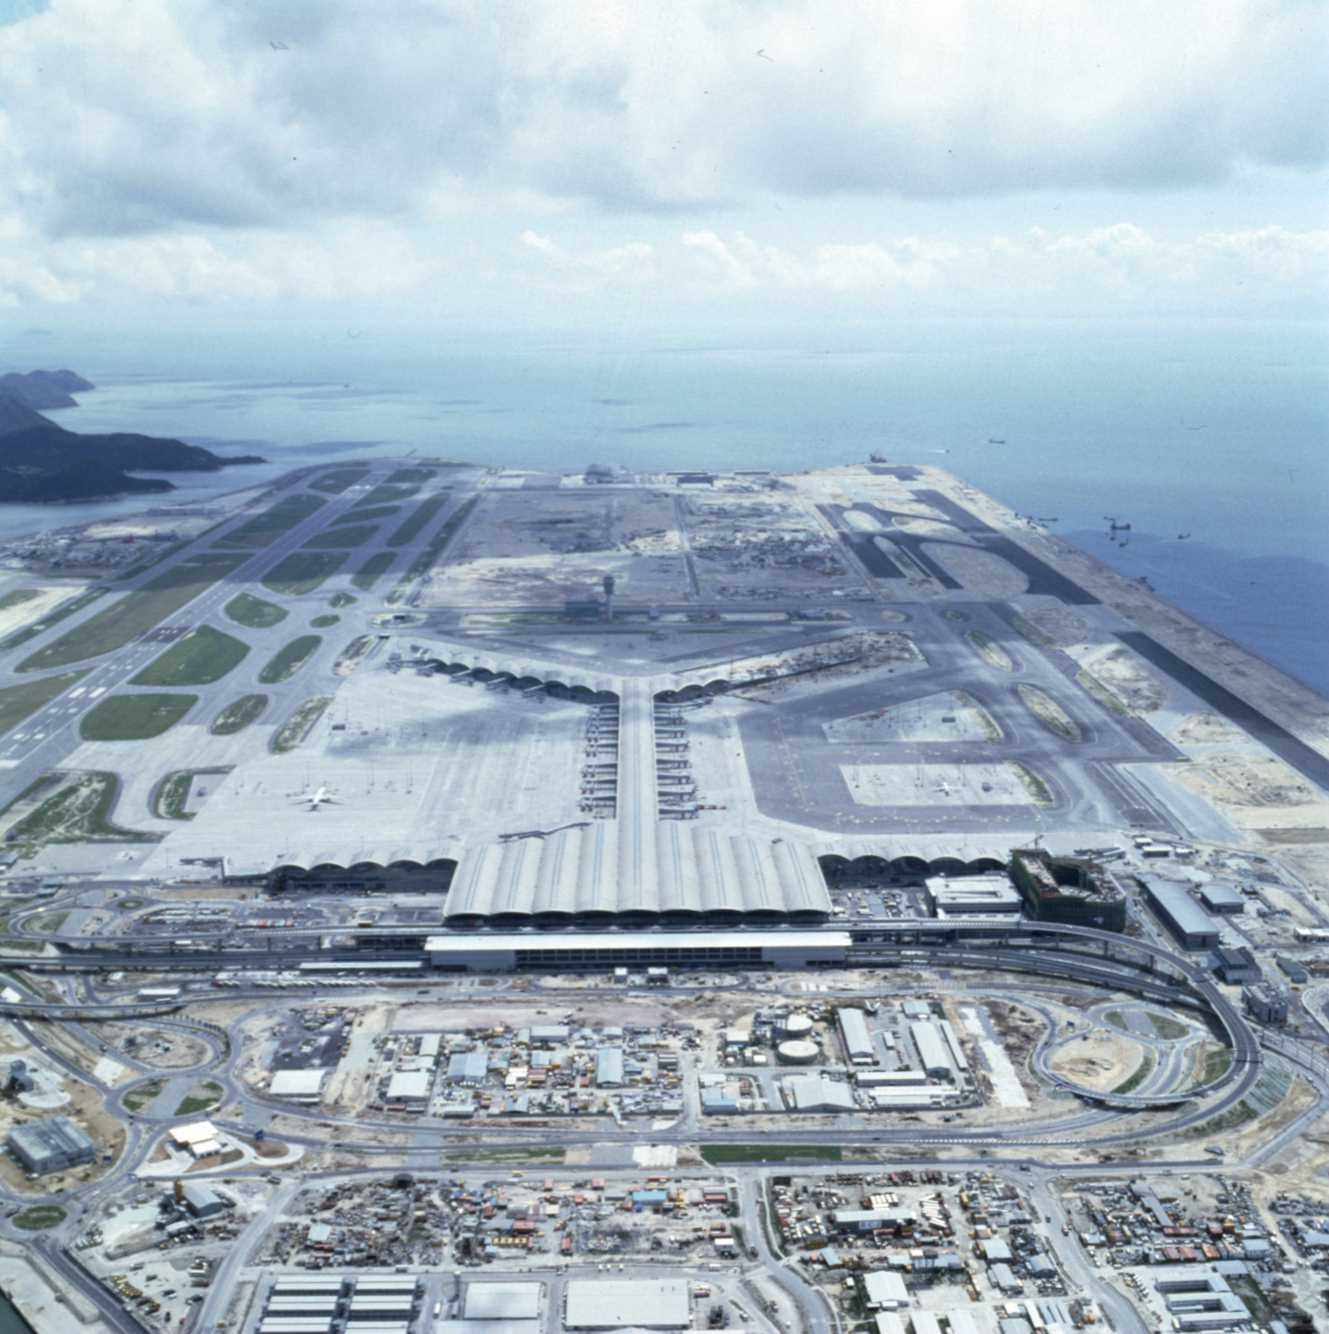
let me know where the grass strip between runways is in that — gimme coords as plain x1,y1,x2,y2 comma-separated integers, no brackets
18,553,247,672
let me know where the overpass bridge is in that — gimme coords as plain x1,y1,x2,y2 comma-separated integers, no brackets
0,1000,185,1021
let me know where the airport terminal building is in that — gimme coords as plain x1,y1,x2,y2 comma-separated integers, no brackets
255,823,833,929
423,930,852,972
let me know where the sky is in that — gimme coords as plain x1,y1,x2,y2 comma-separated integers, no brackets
0,0,1326,330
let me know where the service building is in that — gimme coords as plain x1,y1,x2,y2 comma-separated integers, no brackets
1140,878,1221,950
6,1116,95,1176
564,1278,690,1329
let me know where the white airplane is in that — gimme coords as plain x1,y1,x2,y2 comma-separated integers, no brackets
292,786,340,811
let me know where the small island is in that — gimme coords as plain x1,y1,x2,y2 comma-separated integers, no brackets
0,369,265,503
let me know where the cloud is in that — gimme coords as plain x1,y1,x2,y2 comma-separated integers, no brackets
2,213,1323,313
520,223,1329,311
518,228,657,289
0,0,1324,240
0,219,440,306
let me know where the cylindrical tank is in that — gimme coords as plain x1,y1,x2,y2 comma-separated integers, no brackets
776,1039,820,1066
781,1013,814,1038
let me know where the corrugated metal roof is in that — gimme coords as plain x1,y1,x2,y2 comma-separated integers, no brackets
1146,879,1219,938
910,1019,951,1074
443,824,831,922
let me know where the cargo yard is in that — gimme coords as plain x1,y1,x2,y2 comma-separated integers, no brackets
1,457,1328,1333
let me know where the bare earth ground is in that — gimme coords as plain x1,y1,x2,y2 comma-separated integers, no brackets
1048,1028,1144,1093
0,583,87,638
422,489,692,606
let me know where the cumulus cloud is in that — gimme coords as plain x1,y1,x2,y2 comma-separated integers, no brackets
518,224,1329,311
1,214,1323,313
518,229,657,289
0,219,440,306
0,0,1325,240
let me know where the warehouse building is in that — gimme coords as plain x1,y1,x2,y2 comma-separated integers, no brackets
938,1020,970,1073
1199,882,1244,915
831,1208,917,1234
595,1048,624,1087
6,1116,95,1176
1210,946,1260,985
1277,955,1309,984
530,1024,570,1046
861,1270,908,1310
1141,879,1221,950
463,1281,540,1320
865,1086,954,1110
910,1020,953,1080
268,1069,329,1103
424,930,851,972
785,1073,856,1113
181,1182,231,1219
385,1069,432,1107
836,1007,874,1064
855,1069,930,1087
446,1051,487,1085
564,1278,690,1329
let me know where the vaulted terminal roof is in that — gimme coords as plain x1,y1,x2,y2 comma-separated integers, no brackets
442,821,831,925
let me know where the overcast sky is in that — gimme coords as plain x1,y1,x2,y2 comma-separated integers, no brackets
1,0,1326,327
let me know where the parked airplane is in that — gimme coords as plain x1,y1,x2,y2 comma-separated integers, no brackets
291,786,339,810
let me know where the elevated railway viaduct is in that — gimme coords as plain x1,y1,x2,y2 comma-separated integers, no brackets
0,918,1260,1112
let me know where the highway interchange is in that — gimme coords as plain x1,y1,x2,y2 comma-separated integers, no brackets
2,931,1328,1334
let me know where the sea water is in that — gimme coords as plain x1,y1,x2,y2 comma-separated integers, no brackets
0,1289,34,1334
1,316,1325,692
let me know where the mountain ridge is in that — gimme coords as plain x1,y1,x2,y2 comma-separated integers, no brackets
0,375,265,503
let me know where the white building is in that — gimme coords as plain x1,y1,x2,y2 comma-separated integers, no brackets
564,1278,690,1329
385,1069,432,1106
861,1270,908,1310
268,1069,329,1103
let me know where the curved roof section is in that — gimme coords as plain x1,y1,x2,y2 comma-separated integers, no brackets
419,649,619,696
442,823,831,922
269,845,459,872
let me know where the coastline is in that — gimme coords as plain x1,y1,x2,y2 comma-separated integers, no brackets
0,1289,35,1334
0,484,175,508
932,464,1329,758
0,1250,103,1334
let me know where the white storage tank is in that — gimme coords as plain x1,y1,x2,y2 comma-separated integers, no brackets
776,1039,820,1066
781,1012,815,1039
